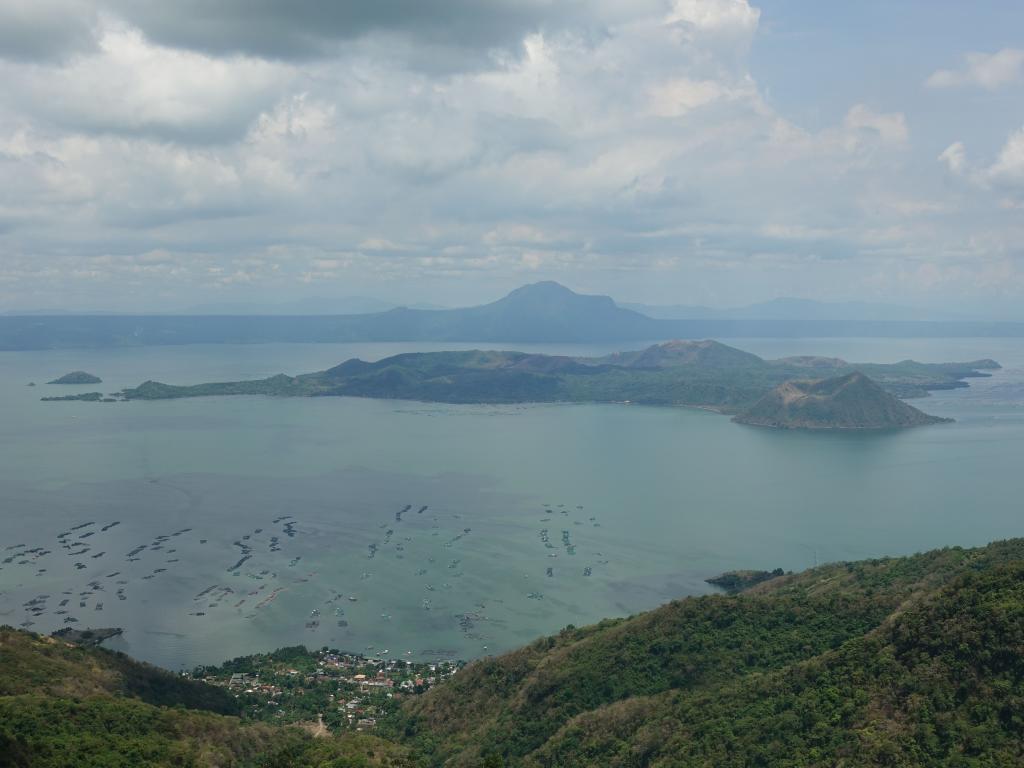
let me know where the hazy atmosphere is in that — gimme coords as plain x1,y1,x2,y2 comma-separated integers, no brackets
5,4,1024,765
2,0,1024,315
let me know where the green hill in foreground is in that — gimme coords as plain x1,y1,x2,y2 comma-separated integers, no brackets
388,539,1024,767
3,538,1024,767
0,628,413,767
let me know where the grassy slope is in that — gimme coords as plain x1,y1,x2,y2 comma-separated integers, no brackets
387,540,1024,767
0,628,239,712
0,629,413,767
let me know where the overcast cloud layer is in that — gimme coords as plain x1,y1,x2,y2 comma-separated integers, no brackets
0,0,1022,313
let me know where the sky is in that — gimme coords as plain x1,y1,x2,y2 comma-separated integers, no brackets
0,0,1023,315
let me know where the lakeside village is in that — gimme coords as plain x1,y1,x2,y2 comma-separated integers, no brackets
189,645,462,732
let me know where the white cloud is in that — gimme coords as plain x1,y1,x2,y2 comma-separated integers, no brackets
926,48,1024,90
0,0,1021,310
648,78,725,117
939,129,1024,198
939,141,967,175
5,23,290,142
665,0,760,35
843,104,908,145
987,126,1024,185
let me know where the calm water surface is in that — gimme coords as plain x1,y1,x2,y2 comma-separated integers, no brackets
1,338,1022,668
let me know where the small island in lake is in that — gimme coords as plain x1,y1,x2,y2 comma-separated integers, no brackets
706,568,787,594
40,391,106,402
733,371,954,430
48,371,102,384
50,626,123,647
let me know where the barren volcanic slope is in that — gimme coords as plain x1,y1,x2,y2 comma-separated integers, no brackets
733,371,952,430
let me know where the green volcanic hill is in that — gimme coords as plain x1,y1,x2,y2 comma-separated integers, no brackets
733,371,953,430
3,539,1024,766
46,371,101,384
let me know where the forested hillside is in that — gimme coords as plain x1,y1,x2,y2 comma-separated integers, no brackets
0,629,413,767
3,538,1023,766
388,539,1024,767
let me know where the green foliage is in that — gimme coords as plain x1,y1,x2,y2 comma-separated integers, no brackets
0,695,413,768
0,631,414,767
388,540,1024,767
532,563,1024,767
4,538,1023,766
0,628,237,714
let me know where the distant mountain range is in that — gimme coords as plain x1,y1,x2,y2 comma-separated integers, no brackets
181,296,447,315
621,297,971,322
3,282,1024,350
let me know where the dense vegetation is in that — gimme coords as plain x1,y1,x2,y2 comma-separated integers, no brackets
3,538,1022,766
0,629,413,767
115,340,995,429
387,539,1024,766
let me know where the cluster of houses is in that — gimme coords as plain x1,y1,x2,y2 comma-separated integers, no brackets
200,648,461,731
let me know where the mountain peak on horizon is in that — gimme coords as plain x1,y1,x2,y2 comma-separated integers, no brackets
507,280,576,294
497,281,605,303
488,281,623,314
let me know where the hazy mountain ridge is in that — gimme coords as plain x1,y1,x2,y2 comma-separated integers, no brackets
4,282,1024,349
622,296,974,322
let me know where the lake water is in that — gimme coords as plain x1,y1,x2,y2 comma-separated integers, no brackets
1,338,1022,670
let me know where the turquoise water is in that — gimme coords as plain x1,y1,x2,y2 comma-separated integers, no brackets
1,338,1022,669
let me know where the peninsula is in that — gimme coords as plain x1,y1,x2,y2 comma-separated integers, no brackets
106,340,997,430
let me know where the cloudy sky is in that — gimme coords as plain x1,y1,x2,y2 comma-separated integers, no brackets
1,0,1023,314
